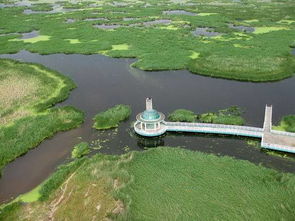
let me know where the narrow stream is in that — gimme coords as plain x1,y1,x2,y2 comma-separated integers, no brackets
0,50,294,204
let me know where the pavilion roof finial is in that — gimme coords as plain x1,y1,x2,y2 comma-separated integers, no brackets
146,97,153,110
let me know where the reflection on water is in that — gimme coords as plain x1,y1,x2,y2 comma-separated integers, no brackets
137,135,165,148
0,50,294,204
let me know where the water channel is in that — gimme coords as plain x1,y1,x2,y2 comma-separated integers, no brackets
0,50,295,204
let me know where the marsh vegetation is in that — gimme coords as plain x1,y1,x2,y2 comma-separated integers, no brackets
168,106,245,125
0,0,295,219
0,58,84,173
71,142,90,159
93,104,131,130
273,115,295,133
0,0,294,81
1,147,294,220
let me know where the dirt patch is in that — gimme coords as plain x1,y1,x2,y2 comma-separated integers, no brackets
112,200,124,214
48,172,76,221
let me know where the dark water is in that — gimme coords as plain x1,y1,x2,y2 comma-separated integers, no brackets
163,10,197,16
93,24,121,29
84,18,109,21
21,30,39,39
228,24,255,33
143,19,171,26
192,27,221,37
23,4,78,15
0,50,295,204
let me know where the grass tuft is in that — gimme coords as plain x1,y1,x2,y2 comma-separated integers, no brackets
71,142,90,159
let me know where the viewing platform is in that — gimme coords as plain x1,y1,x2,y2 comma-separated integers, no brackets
134,98,295,154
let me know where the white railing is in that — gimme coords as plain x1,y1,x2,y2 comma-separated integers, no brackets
166,124,263,138
261,141,295,153
263,105,272,131
271,129,295,137
165,121,263,132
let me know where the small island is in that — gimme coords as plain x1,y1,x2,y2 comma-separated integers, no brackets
168,106,245,125
93,104,131,130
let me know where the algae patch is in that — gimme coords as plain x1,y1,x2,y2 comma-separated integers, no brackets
9,35,51,43
189,51,200,59
253,27,289,34
112,44,129,50
66,39,81,44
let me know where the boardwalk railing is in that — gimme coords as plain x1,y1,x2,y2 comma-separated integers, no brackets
165,122,263,138
134,105,295,154
261,141,295,154
270,129,295,137
166,122,263,131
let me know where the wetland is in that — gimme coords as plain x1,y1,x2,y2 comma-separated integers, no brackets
0,0,295,220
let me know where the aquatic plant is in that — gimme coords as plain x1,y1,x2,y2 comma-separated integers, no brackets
71,142,90,159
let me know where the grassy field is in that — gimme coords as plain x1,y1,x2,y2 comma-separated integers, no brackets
1,147,294,220
0,58,84,173
93,104,131,129
0,0,294,81
168,106,245,125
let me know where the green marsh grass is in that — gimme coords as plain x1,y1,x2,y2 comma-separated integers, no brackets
2,147,295,220
118,147,295,220
71,142,90,159
273,115,295,132
93,104,131,129
168,106,245,125
0,59,84,173
0,0,294,81
168,109,196,122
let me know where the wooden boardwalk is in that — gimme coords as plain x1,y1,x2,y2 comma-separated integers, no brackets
165,105,295,153
134,103,295,154
167,105,295,153
166,122,263,138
